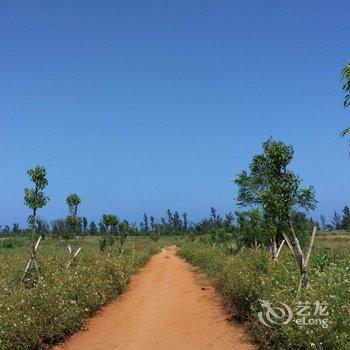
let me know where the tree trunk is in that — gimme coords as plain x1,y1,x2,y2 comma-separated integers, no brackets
288,216,310,290
291,237,310,288
270,234,277,261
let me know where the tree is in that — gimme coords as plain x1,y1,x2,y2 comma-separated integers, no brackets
89,221,98,235
166,209,173,226
66,193,82,267
182,213,188,231
51,219,68,238
340,62,350,140
118,221,130,253
23,165,49,285
235,140,316,256
235,139,317,291
341,206,350,230
98,221,107,235
66,194,82,240
82,217,88,235
37,219,50,237
150,216,155,231
12,223,20,234
99,214,119,253
24,166,50,235
102,214,119,235
172,211,182,230
140,213,149,233
332,210,342,230
224,213,234,231
209,207,221,225
320,214,326,230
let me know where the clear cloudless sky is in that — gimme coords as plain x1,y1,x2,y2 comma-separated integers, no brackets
1,1,350,227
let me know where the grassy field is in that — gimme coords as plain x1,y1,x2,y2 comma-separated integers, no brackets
178,232,350,350
315,230,350,255
0,236,164,349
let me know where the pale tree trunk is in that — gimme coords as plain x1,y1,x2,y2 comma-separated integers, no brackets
291,236,309,289
285,219,317,295
270,233,277,261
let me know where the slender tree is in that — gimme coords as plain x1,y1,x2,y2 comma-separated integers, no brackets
340,62,350,146
89,221,98,235
102,214,119,234
66,193,82,267
182,213,188,231
99,214,119,252
82,217,88,235
23,165,49,284
118,221,133,253
150,216,155,231
332,210,342,230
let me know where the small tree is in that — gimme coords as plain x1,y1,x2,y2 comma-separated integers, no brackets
340,62,350,147
320,214,326,230
140,213,149,233
99,214,119,252
182,213,188,231
66,193,82,267
102,214,119,234
23,165,49,285
331,210,342,230
150,216,155,231
82,217,88,235
235,139,316,254
236,139,318,293
118,221,131,253
89,221,98,235
341,206,350,230
12,223,20,234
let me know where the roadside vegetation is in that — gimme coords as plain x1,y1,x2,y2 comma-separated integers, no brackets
178,241,350,349
0,238,162,349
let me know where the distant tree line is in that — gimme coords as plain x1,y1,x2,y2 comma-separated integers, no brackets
319,205,350,231
2,204,350,238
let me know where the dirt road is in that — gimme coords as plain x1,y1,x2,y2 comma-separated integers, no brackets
54,246,253,350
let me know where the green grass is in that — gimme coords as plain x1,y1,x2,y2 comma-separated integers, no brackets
0,236,163,349
316,230,350,255
178,240,350,350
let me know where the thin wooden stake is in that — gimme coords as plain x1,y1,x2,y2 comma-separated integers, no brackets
276,239,285,259
66,246,82,268
74,247,81,258
305,226,317,267
282,233,294,255
22,236,42,283
34,236,42,251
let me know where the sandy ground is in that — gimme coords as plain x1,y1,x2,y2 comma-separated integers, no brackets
54,246,254,350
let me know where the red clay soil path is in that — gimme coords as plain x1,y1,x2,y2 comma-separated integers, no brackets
54,246,254,350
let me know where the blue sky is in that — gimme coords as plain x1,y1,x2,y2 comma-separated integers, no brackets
1,1,349,227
